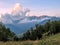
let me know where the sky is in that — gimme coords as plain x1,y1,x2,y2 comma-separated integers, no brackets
0,0,60,16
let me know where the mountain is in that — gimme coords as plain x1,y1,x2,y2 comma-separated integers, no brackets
0,14,60,34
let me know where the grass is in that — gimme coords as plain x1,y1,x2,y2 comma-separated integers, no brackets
0,33,60,45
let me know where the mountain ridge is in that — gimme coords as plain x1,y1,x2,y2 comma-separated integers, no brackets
0,14,60,34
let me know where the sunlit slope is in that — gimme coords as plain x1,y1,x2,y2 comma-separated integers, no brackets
38,33,60,45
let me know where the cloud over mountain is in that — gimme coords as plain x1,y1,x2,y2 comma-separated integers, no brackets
11,3,23,14
0,3,60,25
11,3,30,16
0,3,60,34
0,3,31,24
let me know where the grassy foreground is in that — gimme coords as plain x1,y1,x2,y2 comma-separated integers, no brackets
0,33,60,45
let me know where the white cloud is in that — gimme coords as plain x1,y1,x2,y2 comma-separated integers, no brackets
0,2,60,17
11,3,23,14
0,8,11,14
9,3,30,16
0,3,30,16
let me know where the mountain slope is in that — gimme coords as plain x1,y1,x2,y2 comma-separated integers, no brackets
0,14,60,34
38,33,60,45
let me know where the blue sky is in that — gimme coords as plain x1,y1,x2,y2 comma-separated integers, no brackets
0,0,60,16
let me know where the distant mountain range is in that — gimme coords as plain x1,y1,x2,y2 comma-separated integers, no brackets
0,14,60,34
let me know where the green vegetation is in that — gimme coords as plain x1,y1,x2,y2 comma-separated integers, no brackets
0,20,60,45
20,20,60,40
38,33,60,45
0,33,60,45
0,22,15,41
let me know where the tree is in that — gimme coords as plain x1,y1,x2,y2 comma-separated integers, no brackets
0,22,16,41
20,20,60,41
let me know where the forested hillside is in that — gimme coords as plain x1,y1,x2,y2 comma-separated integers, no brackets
19,20,60,40
0,20,60,42
0,22,15,41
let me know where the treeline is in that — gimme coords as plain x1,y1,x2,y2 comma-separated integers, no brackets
0,22,16,41
0,20,60,41
19,20,60,40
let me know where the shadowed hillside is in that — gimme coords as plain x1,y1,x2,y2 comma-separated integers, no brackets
0,33,60,45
